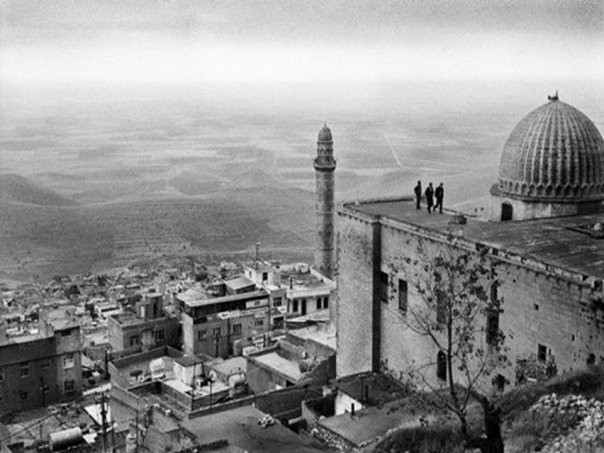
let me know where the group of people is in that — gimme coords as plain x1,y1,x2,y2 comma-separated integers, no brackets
414,181,444,214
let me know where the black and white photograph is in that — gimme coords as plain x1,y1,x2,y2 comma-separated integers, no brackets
0,1,603,451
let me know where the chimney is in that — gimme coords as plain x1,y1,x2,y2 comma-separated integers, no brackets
350,404,355,417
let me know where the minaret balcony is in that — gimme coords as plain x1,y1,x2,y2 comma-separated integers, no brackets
314,157,336,171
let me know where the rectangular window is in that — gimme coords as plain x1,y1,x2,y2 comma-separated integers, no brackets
20,362,30,378
379,272,389,303
233,324,242,335
486,309,499,346
436,351,447,381
324,297,329,309
538,344,547,362
0,368,4,382
41,361,51,370
213,327,221,337
273,297,282,307
273,317,284,330
130,335,140,346
63,354,75,369
198,330,207,340
316,299,322,310
255,319,264,326
494,374,505,392
154,330,165,341
398,279,408,313
64,380,75,393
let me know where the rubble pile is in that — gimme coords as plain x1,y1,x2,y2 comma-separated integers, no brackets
529,393,604,452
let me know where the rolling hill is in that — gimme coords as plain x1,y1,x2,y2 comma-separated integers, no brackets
0,174,77,206
0,185,315,282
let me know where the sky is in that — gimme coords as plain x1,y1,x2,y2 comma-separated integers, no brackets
1,0,603,88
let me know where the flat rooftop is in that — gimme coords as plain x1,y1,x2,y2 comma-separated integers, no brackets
225,276,255,292
207,356,247,377
177,289,268,308
181,405,328,453
344,199,604,278
280,266,335,290
318,399,435,448
251,351,303,382
288,324,336,351
335,372,411,407
111,312,146,326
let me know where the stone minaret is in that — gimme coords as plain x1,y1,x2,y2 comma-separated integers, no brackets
314,124,336,278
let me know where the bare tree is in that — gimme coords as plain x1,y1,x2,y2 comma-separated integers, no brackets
386,238,509,453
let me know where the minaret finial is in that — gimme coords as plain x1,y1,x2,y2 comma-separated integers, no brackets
548,90,559,102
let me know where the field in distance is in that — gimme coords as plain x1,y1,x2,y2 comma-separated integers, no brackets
2,81,602,282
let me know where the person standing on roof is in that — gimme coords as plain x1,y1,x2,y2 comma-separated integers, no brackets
413,181,422,209
434,182,444,214
425,182,434,214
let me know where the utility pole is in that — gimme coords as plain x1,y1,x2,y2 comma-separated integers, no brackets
135,410,139,453
104,349,110,379
100,392,107,453
209,377,213,410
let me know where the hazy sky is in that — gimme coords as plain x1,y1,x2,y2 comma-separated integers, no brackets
1,0,602,88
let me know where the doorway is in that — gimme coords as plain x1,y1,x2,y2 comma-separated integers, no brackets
501,202,513,221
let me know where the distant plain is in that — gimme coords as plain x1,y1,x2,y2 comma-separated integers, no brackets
1,80,602,282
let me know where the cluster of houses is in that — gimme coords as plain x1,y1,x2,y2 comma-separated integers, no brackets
1,258,380,452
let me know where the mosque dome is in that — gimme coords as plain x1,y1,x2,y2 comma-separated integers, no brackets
318,124,333,143
498,95,604,202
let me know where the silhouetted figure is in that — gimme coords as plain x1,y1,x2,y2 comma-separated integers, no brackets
413,181,422,209
434,182,444,214
425,183,434,214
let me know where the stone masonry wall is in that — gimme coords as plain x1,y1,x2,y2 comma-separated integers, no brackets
336,210,381,378
337,203,604,392
377,220,604,392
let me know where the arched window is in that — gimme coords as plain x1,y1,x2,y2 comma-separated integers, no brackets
436,351,447,381
501,202,513,221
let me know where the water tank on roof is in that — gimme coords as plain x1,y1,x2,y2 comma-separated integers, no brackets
149,358,165,379
228,373,245,387
49,427,84,451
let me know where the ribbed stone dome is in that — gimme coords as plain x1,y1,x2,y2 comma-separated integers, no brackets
317,124,333,143
498,97,604,202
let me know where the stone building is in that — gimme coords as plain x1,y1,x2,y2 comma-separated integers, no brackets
245,262,336,322
314,124,337,279
336,95,604,392
107,292,180,353
175,282,272,358
0,308,83,416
